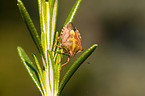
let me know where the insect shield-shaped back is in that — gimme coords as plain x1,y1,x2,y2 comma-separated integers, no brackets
60,22,83,58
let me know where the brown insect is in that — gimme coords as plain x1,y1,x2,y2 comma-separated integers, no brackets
56,22,83,68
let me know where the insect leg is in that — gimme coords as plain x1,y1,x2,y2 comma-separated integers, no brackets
58,36,62,42
61,57,70,68
53,45,63,49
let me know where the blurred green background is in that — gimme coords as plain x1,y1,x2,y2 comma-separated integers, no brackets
1,0,145,96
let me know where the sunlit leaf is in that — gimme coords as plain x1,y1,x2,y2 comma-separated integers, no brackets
17,46,44,95
17,0,46,65
17,0,41,53
64,0,81,26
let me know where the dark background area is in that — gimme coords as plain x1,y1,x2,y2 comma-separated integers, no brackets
1,0,145,96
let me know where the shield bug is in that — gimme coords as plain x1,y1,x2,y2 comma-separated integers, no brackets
56,22,83,68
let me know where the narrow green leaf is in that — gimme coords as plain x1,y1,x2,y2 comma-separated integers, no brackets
45,2,51,50
55,57,61,93
47,50,55,94
64,0,81,26
17,0,40,52
41,32,45,52
17,46,44,95
38,0,45,33
32,53,47,95
17,0,46,66
42,69,47,94
53,31,61,91
57,44,98,96
41,31,47,68
49,0,55,14
51,0,58,50
32,53,43,79
37,0,43,33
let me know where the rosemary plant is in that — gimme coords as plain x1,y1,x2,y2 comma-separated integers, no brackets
17,0,97,96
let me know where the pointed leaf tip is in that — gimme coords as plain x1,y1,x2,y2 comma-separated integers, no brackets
94,44,98,47
64,0,82,26
17,0,22,4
